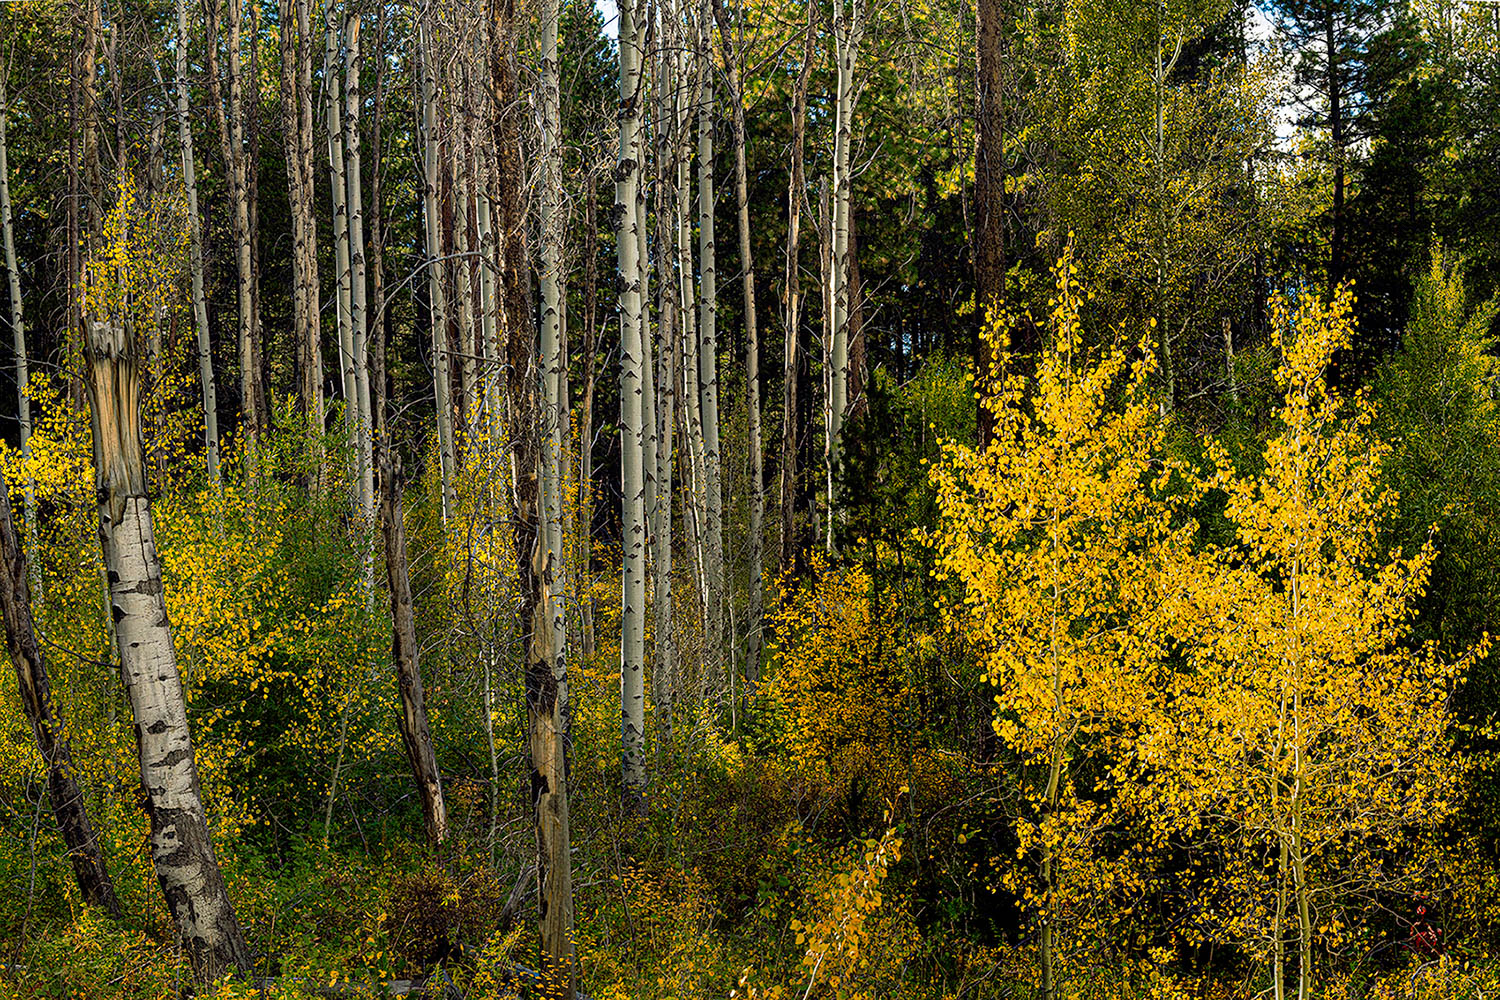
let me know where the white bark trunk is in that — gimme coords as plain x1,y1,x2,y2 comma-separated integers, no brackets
539,0,568,695
343,10,374,525
827,0,864,544
696,3,725,684
83,318,251,984
0,71,35,542
325,0,356,495
616,0,648,808
419,19,456,520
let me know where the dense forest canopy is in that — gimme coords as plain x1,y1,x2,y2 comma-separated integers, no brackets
0,0,1499,997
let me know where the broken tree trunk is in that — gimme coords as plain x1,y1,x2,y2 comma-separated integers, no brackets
84,316,252,983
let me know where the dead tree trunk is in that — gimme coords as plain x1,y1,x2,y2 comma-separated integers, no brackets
493,0,576,992
379,457,449,847
0,474,120,916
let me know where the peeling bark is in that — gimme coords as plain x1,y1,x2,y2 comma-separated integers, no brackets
83,317,251,984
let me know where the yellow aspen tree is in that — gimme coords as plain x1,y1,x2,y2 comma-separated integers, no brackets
929,254,1189,1000
1155,288,1489,1000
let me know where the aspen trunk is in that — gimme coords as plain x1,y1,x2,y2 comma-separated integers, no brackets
779,10,814,580
827,0,864,543
695,4,725,685
712,0,763,690
493,0,576,990
652,7,678,747
0,474,120,916
379,457,448,846
343,10,374,524
419,19,456,519
325,0,356,491
223,0,266,445
578,176,599,660
84,318,251,983
674,21,710,636
616,0,648,811
0,69,35,542
296,0,324,445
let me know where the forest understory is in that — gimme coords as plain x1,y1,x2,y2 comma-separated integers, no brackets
2,0,1500,998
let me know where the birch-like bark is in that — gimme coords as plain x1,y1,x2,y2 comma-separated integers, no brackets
0,68,35,541
344,9,374,524
579,175,599,660
0,474,119,915
84,318,251,983
222,0,266,446
419,19,456,519
325,0,356,492
674,18,709,633
712,0,763,688
616,0,648,811
652,3,678,747
779,10,813,579
379,457,448,846
827,0,864,543
296,0,324,445
695,2,725,682
494,0,576,989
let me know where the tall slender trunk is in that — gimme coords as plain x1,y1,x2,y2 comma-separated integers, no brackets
652,3,678,747
325,0,356,491
539,0,569,717
818,175,832,553
419,18,456,519
578,176,599,660
675,20,710,636
344,9,374,524
0,475,119,915
296,0,324,448
695,2,725,687
494,0,576,990
616,0,649,811
827,0,864,543
973,0,1005,446
368,1,387,453
0,68,35,543
712,0,763,689
779,9,814,580
379,457,448,846
217,0,265,447
84,316,251,983
1325,13,1343,289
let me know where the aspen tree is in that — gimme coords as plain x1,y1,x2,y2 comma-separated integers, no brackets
931,258,1186,1000
324,0,356,492
695,0,725,679
172,0,220,481
419,16,456,519
493,0,576,989
344,7,374,522
0,64,35,540
616,0,649,810
212,0,267,445
83,196,252,984
652,0,680,746
0,474,120,916
779,7,814,579
827,0,865,537
711,0,763,685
